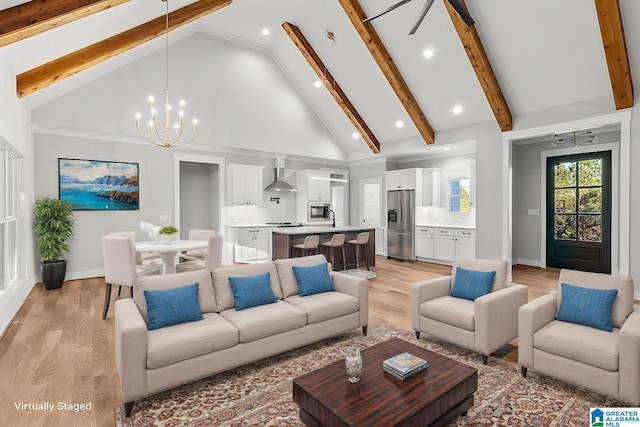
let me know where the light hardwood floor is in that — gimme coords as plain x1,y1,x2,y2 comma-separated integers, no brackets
0,257,560,426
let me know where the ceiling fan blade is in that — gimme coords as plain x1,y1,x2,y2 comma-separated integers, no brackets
447,0,475,26
408,0,436,35
363,0,414,23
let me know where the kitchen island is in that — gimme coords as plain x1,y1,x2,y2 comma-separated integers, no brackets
272,226,375,269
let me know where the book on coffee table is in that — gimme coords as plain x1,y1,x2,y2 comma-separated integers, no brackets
383,352,428,380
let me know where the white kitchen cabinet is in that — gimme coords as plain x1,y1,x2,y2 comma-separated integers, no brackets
307,171,331,202
226,226,269,262
434,228,456,262
225,164,264,206
386,169,420,191
455,229,476,259
422,168,442,207
418,227,475,263
415,227,435,259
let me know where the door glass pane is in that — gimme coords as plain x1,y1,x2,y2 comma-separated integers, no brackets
578,215,602,242
578,159,602,186
555,162,576,187
579,188,602,213
555,189,576,213
555,214,576,240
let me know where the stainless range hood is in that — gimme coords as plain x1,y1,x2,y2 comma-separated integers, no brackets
265,158,297,192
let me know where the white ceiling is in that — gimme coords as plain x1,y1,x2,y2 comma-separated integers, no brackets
1,0,637,159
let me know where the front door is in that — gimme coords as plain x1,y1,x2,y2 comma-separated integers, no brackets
546,151,611,273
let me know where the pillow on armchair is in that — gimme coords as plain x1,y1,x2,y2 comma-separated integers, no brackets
556,282,618,332
449,267,496,301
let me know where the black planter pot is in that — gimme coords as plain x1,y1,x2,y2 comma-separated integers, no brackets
42,260,67,290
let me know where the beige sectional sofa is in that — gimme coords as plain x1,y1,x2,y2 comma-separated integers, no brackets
114,254,368,417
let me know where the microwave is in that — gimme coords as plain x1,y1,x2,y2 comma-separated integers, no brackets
308,203,330,222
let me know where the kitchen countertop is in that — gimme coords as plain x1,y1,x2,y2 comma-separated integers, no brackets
226,224,277,228
271,225,374,235
416,225,475,230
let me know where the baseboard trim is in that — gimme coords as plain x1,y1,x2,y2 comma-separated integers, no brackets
34,269,104,284
514,259,542,268
0,277,36,338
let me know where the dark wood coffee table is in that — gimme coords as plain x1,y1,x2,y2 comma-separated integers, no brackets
293,337,477,427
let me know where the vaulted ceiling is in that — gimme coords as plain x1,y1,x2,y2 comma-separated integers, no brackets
0,0,636,160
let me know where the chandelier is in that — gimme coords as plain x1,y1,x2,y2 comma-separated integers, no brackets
135,0,198,147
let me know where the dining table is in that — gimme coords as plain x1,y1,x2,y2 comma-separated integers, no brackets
135,240,208,274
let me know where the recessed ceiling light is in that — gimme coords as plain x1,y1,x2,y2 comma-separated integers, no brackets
352,132,360,139
443,147,451,151
452,105,463,114
261,28,270,36
314,80,322,89
423,49,434,59
395,120,404,128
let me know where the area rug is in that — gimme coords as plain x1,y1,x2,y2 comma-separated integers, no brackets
341,269,377,279
116,325,626,426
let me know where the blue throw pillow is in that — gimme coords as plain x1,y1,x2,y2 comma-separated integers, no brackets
450,267,496,301
557,283,618,332
292,263,335,296
144,283,203,330
228,272,277,311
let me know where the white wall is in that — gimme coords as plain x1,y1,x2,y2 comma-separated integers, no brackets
0,52,37,336
505,99,638,296
429,121,504,259
31,31,346,161
32,133,348,278
512,132,620,267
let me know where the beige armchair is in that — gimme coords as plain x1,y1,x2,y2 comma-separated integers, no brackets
519,269,640,405
411,258,528,364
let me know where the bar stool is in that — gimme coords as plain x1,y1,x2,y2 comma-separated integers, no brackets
347,232,370,270
292,235,319,257
321,234,346,271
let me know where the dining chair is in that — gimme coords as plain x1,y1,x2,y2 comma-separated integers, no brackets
180,229,217,262
109,230,161,266
176,235,224,272
101,235,161,320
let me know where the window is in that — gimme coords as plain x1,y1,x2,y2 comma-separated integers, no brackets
0,149,21,291
554,157,604,242
448,178,471,213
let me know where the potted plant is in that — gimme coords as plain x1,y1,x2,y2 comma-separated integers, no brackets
158,225,178,244
33,197,74,290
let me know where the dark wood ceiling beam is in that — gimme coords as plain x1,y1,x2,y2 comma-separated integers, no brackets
594,0,633,109
16,0,232,98
282,22,380,154
337,0,435,145
0,0,130,48
444,0,512,131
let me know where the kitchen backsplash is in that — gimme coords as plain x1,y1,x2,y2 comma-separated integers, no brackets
225,199,298,225
415,206,476,228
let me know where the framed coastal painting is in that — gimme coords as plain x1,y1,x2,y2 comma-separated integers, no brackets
58,158,139,210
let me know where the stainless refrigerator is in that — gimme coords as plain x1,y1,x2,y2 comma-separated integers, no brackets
387,190,415,261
